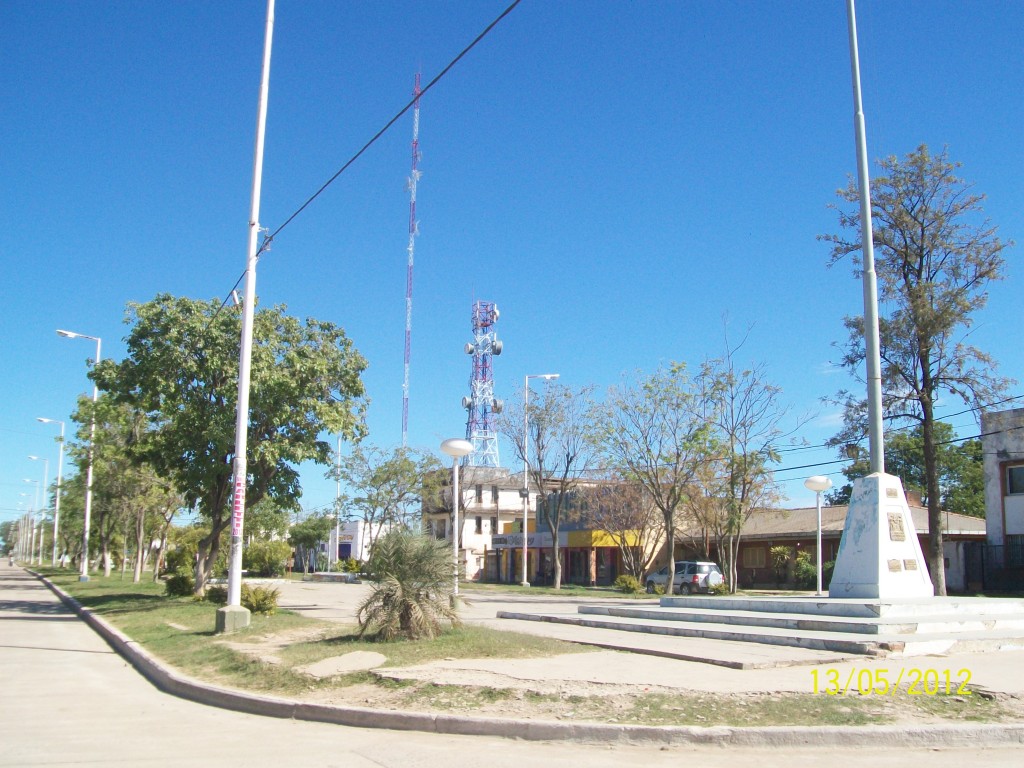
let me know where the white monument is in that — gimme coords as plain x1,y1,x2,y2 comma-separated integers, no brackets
828,473,934,599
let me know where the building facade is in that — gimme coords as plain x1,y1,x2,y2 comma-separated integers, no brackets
981,407,1024,585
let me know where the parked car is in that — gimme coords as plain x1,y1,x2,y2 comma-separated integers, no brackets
645,561,724,594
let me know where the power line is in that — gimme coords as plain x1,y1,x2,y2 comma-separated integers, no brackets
211,0,523,321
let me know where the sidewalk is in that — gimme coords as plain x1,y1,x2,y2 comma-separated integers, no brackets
15,568,1024,749
276,580,1024,697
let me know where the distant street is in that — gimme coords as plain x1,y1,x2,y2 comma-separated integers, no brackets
1,563,1021,767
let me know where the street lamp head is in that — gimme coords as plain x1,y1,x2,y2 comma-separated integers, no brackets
37,417,61,425
440,438,474,459
804,475,833,493
57,329,100,342
28,455,40,461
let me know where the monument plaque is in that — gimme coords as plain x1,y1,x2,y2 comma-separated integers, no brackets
887,559,903,572
887,512,906,542
904,559,918,571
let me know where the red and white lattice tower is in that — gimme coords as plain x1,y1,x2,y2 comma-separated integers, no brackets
462,301,504,467
401,74,422,447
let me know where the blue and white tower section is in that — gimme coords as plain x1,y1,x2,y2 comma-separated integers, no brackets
462,301,503,467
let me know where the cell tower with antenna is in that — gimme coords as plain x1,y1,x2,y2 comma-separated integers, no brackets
401,74,422,448
462,300,504,467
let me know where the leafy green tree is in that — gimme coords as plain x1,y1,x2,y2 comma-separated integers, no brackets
288,512,334,573
594,365,717,596
244,497,292,542
500,384,599,589
243,539,292,577
334,445,443,550
828,424,984,518
356,529,459,641
69,395,182,580
822,145,1013,595
694,335,790,593
93,294,367,592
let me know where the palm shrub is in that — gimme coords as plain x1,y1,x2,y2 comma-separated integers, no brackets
242,583,279,615
356,530,460,641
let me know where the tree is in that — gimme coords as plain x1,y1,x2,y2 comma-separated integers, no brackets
93,294,367,593
822,145,1014,594
500,384,599,589
694,337,790,593
574,471,662,579
828,424,984,518
594,365,716,596
335,445,443,552
288,512,334,574
356,529,460,641
69,395,183,580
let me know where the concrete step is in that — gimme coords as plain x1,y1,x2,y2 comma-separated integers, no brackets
497,609,1024,658
498,610,893,655
579,604,1024,636
659,594,1024,619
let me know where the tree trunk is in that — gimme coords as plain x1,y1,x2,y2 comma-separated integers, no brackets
664,524,676,596
133,510,146,583
921,408,947,595
550,520,562,589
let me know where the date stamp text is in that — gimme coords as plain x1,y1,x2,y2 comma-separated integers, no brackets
811,667,972,696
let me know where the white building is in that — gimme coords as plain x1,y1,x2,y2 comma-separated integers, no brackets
423,466,541,582
981,406,1024,571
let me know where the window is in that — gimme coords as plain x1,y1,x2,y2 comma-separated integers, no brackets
490,516,498,534
742,547,766,569
1007,465,1024,495
491,485,499,504
475,516,482,534
434,519,446,539
475,484,483,502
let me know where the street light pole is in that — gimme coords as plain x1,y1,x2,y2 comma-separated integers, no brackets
521,373,559,587
440,438,474,599
28,457,49,565
24,480,40,565
219,0,275,636
37,419,65,566
804,476,833,596
57,329,101,580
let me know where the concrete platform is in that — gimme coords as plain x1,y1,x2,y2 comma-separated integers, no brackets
498,594,1024,658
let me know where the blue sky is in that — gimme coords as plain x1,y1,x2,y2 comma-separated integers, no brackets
2,0,1021,526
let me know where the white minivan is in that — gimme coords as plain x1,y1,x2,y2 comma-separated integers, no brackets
645,561,724,594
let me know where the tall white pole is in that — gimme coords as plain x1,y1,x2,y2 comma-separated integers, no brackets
334,435,341,569
440,438,473,599
846,0,885,474
815,490,823,596
82,338,101,579
521,376,530,587
224,0,275,625
39,420,65,566
451,456,460,597
57,330,101,579
520,374,558,586
34,460,48,565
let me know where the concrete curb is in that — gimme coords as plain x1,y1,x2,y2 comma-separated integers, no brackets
35,572,1024,748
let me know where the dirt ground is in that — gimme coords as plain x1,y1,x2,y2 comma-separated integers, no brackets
221,629,1024,728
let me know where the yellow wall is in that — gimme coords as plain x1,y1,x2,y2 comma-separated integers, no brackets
567,530,640,548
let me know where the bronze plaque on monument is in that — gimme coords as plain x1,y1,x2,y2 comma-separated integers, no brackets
887,559,903,572
904,559,918,571
887,512,907,542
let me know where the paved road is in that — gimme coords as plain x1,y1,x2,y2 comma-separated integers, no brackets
2,563,1021,767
